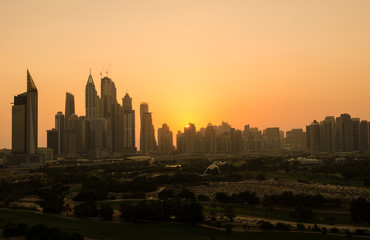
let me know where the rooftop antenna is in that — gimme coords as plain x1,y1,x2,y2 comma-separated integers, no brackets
106,63,111,77
99,65,105,78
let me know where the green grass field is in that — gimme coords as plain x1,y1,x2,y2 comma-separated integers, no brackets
202,203,353,225
0,209,367,240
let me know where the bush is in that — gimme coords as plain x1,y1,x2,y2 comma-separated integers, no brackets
260,221,274,230
290,205,314,220
296,223,305,231
329,227,339,233
275,222,290,231
215,192,230,203
2,222,29,237
100,204,114,220
197,194,211,202
158,189,175,200
177,188,196,200
73,202,98,218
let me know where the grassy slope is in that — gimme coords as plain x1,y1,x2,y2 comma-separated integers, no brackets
0,209,367,240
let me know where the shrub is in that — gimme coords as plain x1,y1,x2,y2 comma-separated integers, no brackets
260,221,274,230
275,222,290,231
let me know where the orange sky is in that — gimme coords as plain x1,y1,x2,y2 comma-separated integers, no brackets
1,0,370,148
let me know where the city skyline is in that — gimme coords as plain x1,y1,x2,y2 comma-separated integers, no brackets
1,0,370,148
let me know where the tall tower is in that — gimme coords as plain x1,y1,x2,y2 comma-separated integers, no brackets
12,70,38,154
140,103,149,152
65,92,75,119
55,111,64,155
85,72,98,119
158,123,173,153
122,93,136,153
65,92,75,130
143,112,155,154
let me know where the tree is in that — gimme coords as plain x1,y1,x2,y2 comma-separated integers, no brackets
177,188,196,200
73,202,98,218
100,204,114,220
290,205,314,221
38,184,70,214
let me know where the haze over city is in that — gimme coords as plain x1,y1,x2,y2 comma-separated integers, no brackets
1,0,370,149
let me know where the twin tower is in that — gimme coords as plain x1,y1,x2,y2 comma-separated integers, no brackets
48,71,138,159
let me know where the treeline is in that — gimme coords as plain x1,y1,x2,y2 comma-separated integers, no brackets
212,190,341,208
351,198,370,224
120,200,204,224
0,177,45,205
262,191,342,208
214,191,259,205
2,222,83,240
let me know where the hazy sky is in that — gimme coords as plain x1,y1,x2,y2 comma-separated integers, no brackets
1,0,370,148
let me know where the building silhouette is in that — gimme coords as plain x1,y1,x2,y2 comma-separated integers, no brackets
12,70,38,154
6,70,43,167
140,102,149,152
158,123,173,153
64,92,75,130
122,93,136,153
55,111,64,156
142,112,156,154
85,72,98,119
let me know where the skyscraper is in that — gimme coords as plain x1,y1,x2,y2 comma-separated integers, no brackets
158,123,173,153
140,103,149,152
184,123,196,154
306,120,320,154
65,92,75,130
142,112,156,154
55,111,64,156
85,72,98,119
65,92,75,119
122,93,136,153
12,70,38,154
7,70,43,167
336,113,354,152
205,123,216,153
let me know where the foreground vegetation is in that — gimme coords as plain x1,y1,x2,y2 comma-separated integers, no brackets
0,209,368,240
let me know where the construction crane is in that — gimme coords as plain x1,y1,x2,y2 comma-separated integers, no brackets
99,65,105,78
106,64,111,77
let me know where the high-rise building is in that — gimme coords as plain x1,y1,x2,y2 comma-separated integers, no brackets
101,76,120,152
158,123,173,153
7,70,43,167
142,112,156,154
140,103,149,152
122,93,136,153
320,116,336,153
184,123,196,154
65,92,75,130
352,118,361,151
85,72,98,119
286,128,306,149
360,120,369,152
336,113,353,152
55,111,64,155
65,92,75,120
47,129,58,158
101,76,117,117
306,120,320,154
205,123,216,153
264,127,281,151
12,70,38,154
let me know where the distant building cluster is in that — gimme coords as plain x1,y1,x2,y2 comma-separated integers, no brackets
306,114,370,154
176,122,283,154
47,71,137,159
5,70,370,167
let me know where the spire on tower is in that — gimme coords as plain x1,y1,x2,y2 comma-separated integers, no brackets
87,70,94,85
27,69,37,92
